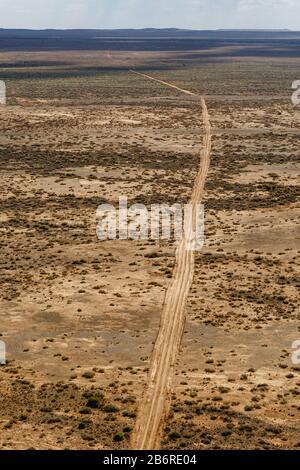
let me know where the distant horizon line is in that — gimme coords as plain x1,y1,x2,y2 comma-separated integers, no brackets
0,27,295,32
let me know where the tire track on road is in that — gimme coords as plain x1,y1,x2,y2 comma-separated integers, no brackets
130,71,212,450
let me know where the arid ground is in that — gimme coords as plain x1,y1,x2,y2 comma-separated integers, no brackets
0,30,299,449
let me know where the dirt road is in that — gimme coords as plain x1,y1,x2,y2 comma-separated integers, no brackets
130,71,212,450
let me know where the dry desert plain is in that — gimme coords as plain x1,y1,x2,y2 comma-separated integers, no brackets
0,32,299,449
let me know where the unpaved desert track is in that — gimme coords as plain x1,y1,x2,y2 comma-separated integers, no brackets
130,71,211,450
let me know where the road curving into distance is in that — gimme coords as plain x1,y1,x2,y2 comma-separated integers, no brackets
130,70,212,450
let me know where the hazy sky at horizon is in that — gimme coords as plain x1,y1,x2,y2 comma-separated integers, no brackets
0,0,299,30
